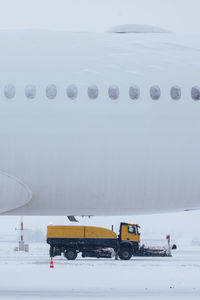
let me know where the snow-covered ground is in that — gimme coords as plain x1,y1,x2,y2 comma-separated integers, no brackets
0,241,200,299
0,212,200,299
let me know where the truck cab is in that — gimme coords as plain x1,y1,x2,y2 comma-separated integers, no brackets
117,223,140,260
119,223,140,243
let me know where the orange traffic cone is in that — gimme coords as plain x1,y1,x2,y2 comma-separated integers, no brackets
50,257,54,269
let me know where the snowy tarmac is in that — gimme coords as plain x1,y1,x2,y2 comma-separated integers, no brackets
0,242,200,299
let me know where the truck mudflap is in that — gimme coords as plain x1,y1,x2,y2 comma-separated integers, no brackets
136,245,172,257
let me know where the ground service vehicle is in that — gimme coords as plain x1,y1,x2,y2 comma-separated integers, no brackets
47,222,171,260
47,223,141,260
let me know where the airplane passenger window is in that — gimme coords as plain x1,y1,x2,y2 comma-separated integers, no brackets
150,85,161,100
170,86,181,100
4,84,15,99
108,85,119,100
129,85,140,100
46,84,57,99
25,85,36,99
88,85,98,99
67,84,78,99
191,86,200,101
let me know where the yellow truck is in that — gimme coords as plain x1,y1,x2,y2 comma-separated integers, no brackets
47,222,140,260
47,222,170,260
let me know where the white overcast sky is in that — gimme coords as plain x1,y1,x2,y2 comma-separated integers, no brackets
0,0,199,33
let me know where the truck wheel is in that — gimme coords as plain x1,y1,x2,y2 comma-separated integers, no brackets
64,248,77,260
119,247,132,260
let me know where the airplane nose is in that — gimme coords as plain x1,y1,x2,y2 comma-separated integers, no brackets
0,171,32,213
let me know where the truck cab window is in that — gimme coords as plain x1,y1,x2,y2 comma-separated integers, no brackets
128,226,136,234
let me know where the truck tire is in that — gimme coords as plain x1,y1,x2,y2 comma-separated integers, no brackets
119,247,132,260
64,248,77,260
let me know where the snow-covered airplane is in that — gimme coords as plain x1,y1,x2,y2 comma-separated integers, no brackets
1,25,200,216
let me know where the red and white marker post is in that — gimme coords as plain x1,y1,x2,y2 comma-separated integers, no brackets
166,234,171,256
21,216,23,242
19,216,25,251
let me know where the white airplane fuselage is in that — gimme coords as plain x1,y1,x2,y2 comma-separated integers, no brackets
1,30,200,215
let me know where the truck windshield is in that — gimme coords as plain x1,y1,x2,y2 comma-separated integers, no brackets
128,226,136,235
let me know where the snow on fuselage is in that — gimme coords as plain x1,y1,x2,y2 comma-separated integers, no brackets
0,30,200,215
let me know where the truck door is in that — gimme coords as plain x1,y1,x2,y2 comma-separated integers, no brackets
127,225,140,242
